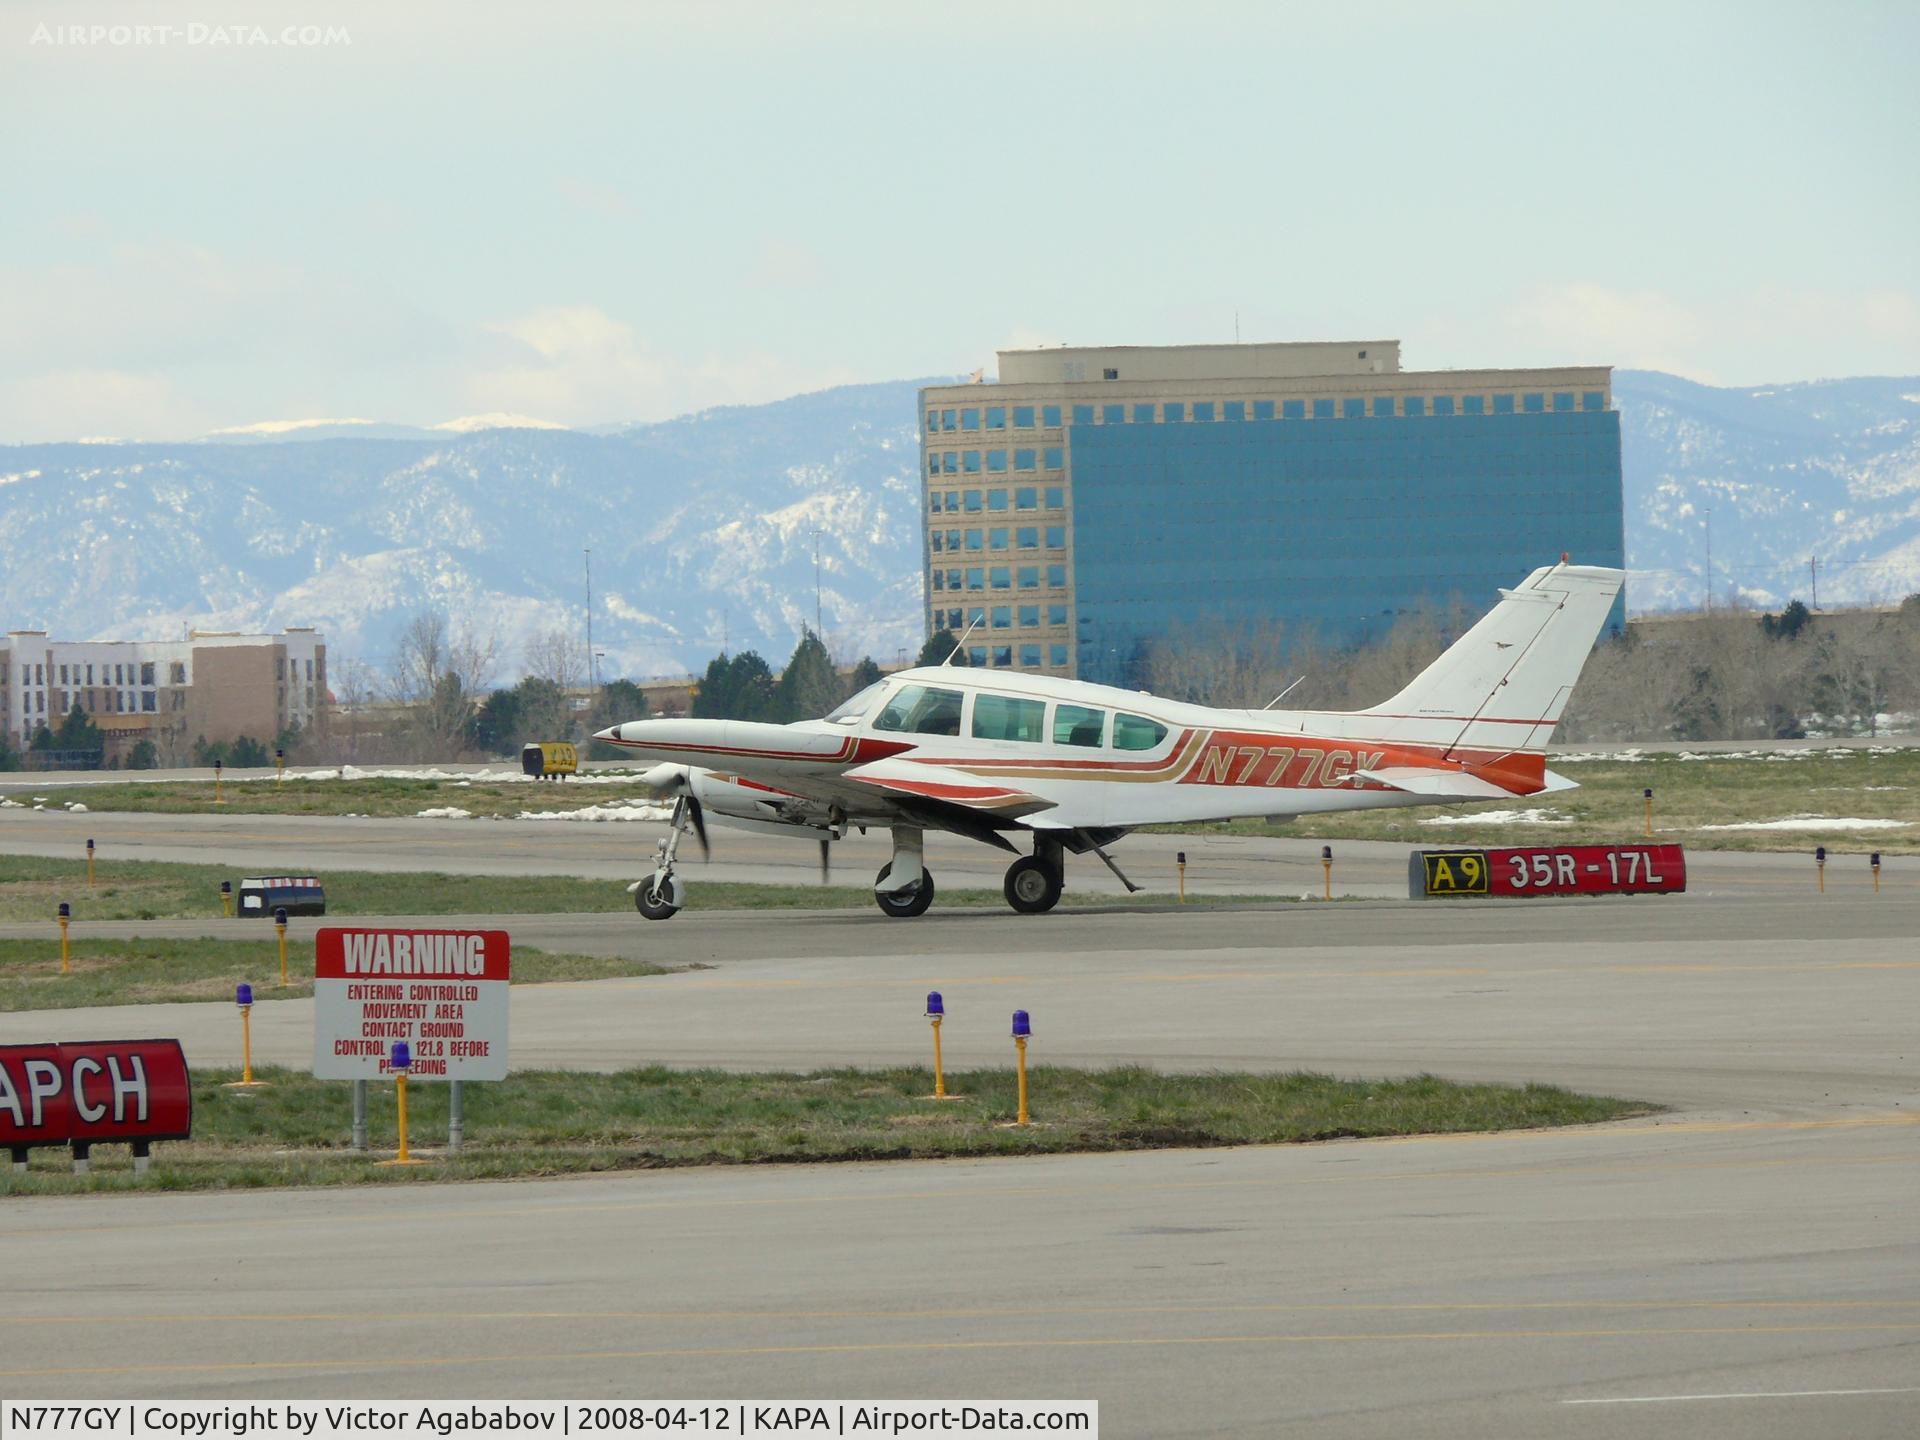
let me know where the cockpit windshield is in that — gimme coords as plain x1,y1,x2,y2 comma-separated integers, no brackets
824,680,888,725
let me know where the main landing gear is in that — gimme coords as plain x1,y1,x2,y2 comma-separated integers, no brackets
1003,834,1065,914
873,824,935,918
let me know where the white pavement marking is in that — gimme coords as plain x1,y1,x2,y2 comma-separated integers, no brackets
1564,1386,1920,1405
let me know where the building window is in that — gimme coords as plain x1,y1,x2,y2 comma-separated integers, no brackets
1044,486,1064,508
961,407,980,430
1012,405,1035,428
1162,402,1184,423
143,662,157,685
941,409,956,431
1254,400,1276,420
960,567,981,590
1043,447,1064,471
1018,566,1041,589
1342,397,1364,419
1492,394,1515,414
59,664,68,684
1045,526,1066,549
947,609,963,630
942,453,957,474
964,490,982,512
1017,527,1039,549
986,406,1006,429
1071,404,1094,425
1101,367,1118,380
926,409,938,432
1523,393,1545,413
987,489,1008,511
1372,396,1393,418
1042,404,1062,427
1014,486,1037,509
1224,401,1245,421
969,647,987,666
1048,603,1068,625
931,533,944,554
1192,401,1214,422
1584,391,1606,411
1433,395,1456,416
1049,644,1069,668
1014,449,1036,472
964,529,982,550
963,451,982,473
947,570,962,591
931,570,944,591
991,606,1012,629
87,664,96,684
1047,564,1067,587
987,450,1007,472
945,491,958,509
990,566,1011,588
1283,400,1304,419
1404,396,1426,417
1314,399,1337,419
1019,605,1040,627
1019,645,1042,667
1102,404,1124,425
1554,392,1575,412
928,454,941,478
992,646,1013,667
1463,395,1485,415
929,490,942,513
989,527,1008,549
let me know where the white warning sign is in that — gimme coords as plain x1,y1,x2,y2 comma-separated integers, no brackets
312,927,510,1081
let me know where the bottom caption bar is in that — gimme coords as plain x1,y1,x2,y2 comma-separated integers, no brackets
2,1405,1098,1440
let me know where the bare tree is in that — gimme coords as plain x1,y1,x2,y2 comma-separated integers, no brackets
522,628,587,692
389,610,499,760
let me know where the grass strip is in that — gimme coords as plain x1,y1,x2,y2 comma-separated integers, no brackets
1,777,655,820
0,1064,1653,1194
0,855,1297,925
0,937,671,1011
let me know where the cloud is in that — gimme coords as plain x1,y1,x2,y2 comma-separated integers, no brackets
0,369,200,442
1501,282,1709,377
470,304,858,426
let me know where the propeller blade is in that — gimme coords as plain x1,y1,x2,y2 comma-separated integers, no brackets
819,837,831,882
687,795,711,860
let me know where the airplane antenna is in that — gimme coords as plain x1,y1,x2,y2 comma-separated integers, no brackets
944,615,984,665
1261,676,1307,710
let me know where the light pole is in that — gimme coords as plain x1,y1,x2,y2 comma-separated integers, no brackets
583,547,596,696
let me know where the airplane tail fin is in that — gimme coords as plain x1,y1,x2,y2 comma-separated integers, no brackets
1359,561,1623,759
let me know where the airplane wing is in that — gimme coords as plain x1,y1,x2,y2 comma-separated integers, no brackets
1354,764,1579,799
841,759,1058,820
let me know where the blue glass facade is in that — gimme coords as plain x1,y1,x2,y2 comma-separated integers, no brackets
1069,411,1625,684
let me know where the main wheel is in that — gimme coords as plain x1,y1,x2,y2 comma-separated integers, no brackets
1003,855,1063,914
635,877,681,920
874,864,936,918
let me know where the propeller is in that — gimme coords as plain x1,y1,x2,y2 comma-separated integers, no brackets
687,794,711,861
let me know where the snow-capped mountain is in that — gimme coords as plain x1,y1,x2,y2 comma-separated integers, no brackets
1616,371,1920,609
0,381,937,678
3,371,1916,684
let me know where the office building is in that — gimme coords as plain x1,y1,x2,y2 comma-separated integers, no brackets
2,627,326,759
919,341,1624,683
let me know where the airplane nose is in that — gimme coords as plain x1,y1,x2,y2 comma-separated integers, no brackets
592,725,620,742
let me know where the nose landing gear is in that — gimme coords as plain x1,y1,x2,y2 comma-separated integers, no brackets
630,795,703,921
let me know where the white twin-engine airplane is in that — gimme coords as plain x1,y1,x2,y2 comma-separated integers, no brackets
597,560,1624,920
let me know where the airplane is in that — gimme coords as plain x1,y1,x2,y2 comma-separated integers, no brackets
596,559,1624,919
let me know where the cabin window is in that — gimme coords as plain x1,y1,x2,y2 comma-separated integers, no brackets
971,693,1044,743
873,684,965,736
1053,703,1105,747
1113,713,1169,751
825,682,887,724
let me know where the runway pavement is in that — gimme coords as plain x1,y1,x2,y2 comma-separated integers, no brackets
2,814,1916,1436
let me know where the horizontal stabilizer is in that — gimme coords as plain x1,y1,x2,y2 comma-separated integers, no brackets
1353,767,1514,799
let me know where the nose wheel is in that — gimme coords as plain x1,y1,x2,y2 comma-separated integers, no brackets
874,865,936,918
1003,855,1063,914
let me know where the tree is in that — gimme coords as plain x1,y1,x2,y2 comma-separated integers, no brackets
917,630,966,667
511,676,574,745
848,656,884,691
390,609,499,760
0,728,19,772
692,651,777,720
472,688,523,756
523,628,588,692
127,739,159,770
1761,599,1814,641
28,724,53,753
54,702,105,762
774,630,841,721
587,680,649,760
230,736,271,768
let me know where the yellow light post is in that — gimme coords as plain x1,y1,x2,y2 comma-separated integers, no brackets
213,758,225,806
275,906,289,987
86,837,96,889
220,879,233,918
1643,788,1653,839
57,902,70,975
1321,845,1333,901
1011,1010,1031,1127
1816,845,1827,894
926,991,949,1098
379,1042,428,1166
225,984,268,1089
1870,851,1881,894
1176,850,1187,903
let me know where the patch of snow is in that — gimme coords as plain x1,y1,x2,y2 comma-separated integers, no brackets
1419,808,1572,827
65,802,88,813
1697,816,1910,832
415,807,473,820
209,417,378,436
0,797,19,808
515,800,674,822
432,413,569,433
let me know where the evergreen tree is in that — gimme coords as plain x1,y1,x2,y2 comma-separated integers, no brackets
127,739,159,770
472,689,524,756
29,723,54,753
849,656,884,691
0,728,19,772
774,630,841,721
587,680,649,760
511,676,574,744
693,651,777,720
917,630,966,667
54,702,105,760
229,735,271,768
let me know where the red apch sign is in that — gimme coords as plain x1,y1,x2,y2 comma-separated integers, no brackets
1,1039,194,1161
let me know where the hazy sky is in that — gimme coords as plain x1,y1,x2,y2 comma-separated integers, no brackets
3,0,1916,440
